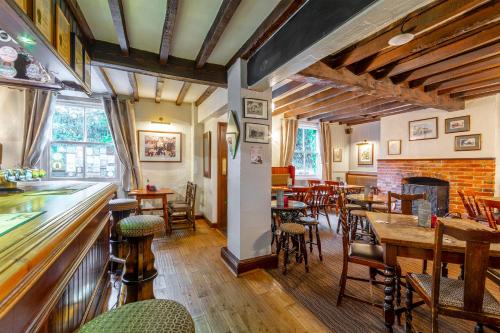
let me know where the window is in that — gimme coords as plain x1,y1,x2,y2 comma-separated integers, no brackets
48,99,119,180
292,126,320,177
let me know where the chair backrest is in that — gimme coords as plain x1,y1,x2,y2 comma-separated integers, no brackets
307,180,321,187
370,186,381,195
186,183,197,218
290,187,311,204
431,219,500,314
388,192,427,215
310,185,332,207
458,189,483,219
324,180,340,188
480,198,499,230
338,191,351,255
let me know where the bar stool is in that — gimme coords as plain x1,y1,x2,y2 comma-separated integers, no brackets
278,222,308,274
79,299,195,333
108,198,139,274
118,215,164,304
298,216,322,261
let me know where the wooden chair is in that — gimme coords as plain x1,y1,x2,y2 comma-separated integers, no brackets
405,219,500,332
307,179,321,187
388,192,427,215
324,181,341,215
458,189,488,222
168,183,197,232
289,186,311,205
309,185,333,229
480,198,499,230
337,192,402,306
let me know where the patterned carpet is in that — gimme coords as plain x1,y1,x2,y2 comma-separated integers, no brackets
267,214,499,333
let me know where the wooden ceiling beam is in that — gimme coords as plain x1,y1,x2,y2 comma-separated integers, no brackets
385,23,500,78
272,81,306,100
431,66,500,94
451,82,500,99
402,41,500,83
275,88,348,116
108,0,129,56
448,77,500,95
360,2,500,74
306,98,396,121
298,61,464,111
273,85,327,109
128,72,139,101
331,0,486,68
95,67,116,97
320,101,412,122
176,82,191,105
227,0,306,67
195,0,241,68
90,40,227,87
463,89,500,100
333,105,422,124
159,0,178,65
282,90,362,118
195,86,217,107
155,78,164,103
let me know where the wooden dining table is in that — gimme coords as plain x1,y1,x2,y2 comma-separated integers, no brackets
366,212,500,332
347,193,386,211
128,188,175,233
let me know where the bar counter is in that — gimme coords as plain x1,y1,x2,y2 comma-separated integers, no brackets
0,181,116,333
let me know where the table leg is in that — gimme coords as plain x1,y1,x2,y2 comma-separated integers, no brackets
137,197,143,215
162,195,170,235
383,245,397,333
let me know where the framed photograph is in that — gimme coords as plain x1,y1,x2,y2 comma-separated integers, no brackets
137,130,182,162
84,50,91,88
203,131,211,178
333,147,342,162
357,142,373,165
250,146,263,164
454,134,481,151
71,33,84,80
445,115,470,134
55,5,71,65
243,98,268,120
409,117,438,141
33,0,53,44
245,122,269,144
226,110,240,159
14,0,28,14
387,140,401,155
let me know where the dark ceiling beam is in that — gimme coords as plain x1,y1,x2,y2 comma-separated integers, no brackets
385,23,500,78
159,0,178,65
272,81,306,100
274,87,347,116
95,67,116,96
283,90,362,118
108,0,129,56
321,102,412,122
65,0,94,42
176,82,191,105
330,0,487,69
360,1,500,74
298,61,464,111
273,85,327,109
195,0,241,68
128,72,139,101
195,86,217,107
246,0,377,86
90,40,227,87
451,82,500,99
155,77,164,103
463,89,500,100
226,0,306,67
446,77,500,95
431,67,500,94
305,96,392,120
334,105,423,124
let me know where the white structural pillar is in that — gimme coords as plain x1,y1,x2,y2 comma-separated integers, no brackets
222,58,275,272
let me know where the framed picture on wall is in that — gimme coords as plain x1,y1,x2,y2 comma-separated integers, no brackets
203,131,211,178
454,134,481,151
357,142,373,165
445,115,470,134
137,130,182,162
84,50,91,88
14,0,28,14
226,110,240,159
71,33,84,80
333,147,342,162
245,122,269,144
33,0,53,44
387,140,401,155
243,98,268,119
409,117,438,141
55,5,71,65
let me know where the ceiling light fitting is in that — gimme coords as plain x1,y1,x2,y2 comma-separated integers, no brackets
388,15,414,46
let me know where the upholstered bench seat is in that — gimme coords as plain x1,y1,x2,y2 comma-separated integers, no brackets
349,243,384,263
109,198,139,212
118,215,164,237
78,299,195,333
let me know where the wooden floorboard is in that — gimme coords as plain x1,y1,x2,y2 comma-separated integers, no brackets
106,218,498,332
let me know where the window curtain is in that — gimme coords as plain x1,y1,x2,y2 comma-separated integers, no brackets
21,89,56,167
320,122,333,180
280,118,298,166
103,97,143,191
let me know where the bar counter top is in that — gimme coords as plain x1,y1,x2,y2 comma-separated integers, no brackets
0,181,116,326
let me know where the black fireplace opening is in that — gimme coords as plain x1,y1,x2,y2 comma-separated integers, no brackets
401,177,450,217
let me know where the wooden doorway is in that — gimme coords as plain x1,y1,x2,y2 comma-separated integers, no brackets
217,122,228,234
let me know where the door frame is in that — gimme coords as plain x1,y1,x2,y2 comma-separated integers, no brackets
216,122,228,233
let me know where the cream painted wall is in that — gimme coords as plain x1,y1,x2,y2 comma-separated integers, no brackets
331,123,350,181
0,87,25,168
379,97,498,160
271,114,283,167
349,121,380,173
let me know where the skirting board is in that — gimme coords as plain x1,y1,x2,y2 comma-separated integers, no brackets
221,246,278,276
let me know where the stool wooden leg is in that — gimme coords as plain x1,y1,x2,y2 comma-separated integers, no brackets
315,225,322,261
301,235,309,273
308,226,313,253
283,234,290,275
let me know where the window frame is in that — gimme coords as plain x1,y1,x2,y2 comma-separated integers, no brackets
292,123,321,179
45,97,120,182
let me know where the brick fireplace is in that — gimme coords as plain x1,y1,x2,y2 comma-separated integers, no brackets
377,158,495,214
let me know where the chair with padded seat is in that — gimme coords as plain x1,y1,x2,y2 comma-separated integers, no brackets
168,181,194,208
118,215,164,303
277,222,309,274
108,198,139,274
405,219,500,333
78,299,194,333
168,183,197,232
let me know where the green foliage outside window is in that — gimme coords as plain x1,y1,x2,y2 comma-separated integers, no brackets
292,127,319,176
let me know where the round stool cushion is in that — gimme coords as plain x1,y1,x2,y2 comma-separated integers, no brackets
280,223,306,235
79,299,195,333
109,198,138,212
299,216,319,225
118,215,164,238
371,203,388,212
350,210,367,218
346,203,362,210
